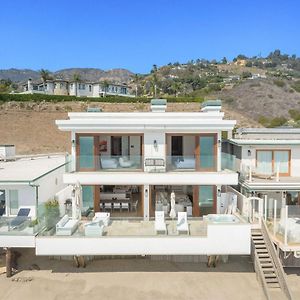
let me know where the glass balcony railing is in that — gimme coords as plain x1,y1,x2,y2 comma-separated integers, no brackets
76,155,143,171
221,153,236,171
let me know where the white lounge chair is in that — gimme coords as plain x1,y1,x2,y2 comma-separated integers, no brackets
93,212,110,226
177,212,189,235
155,211,167,235
56,215,79,236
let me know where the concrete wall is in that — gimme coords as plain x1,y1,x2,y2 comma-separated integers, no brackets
35,223,251,255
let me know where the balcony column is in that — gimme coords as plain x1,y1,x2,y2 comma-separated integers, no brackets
143,185,150,221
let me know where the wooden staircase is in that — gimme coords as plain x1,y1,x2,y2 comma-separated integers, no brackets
251,222,293,300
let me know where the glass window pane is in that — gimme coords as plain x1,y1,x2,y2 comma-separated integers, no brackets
82,186,94,210
0,190,6,214
9,190,19,215
199,186,214,216
256,151,272,175
274,151,289,173
199,136,215,169
79,136,94,169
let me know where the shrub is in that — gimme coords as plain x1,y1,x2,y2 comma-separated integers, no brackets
0,93,204,103
45,199,60,230
273,79,285,88
291,80,300,93
258,116,269,127
241,71,252,79
289,109,300,121
268,117,287,128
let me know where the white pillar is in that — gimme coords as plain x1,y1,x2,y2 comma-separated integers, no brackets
71,186,76,220
144,185,150,221
273,200,277,236
264,195,267,221
284,205,288,246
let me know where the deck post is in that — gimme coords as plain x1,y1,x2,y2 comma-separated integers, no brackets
264,195,267,221
284,205,288,246
273,200,277,236
5,247,12,278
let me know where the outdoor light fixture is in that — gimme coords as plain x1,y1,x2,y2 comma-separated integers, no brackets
153,140,158,149
72,139,75,146
217,189,221,197
145,188,148,198
251,191,255,197
218,139,221,145
248,149,251,156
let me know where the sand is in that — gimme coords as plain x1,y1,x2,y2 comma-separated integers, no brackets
0,249,268,300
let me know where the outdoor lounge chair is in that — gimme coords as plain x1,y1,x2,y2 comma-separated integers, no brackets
93,212,110,226
155,211,167,234
10,208,30,229
176,212,189,235
56,215,79,236
0,207,6,226
84,220,104,237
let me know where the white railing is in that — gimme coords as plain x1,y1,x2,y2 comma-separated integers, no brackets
240,163,280,182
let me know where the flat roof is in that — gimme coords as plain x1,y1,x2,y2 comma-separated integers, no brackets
228,139,300,146
0,155,66,183
236,128,300,134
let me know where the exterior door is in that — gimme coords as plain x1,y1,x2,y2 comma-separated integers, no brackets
193,186,216,216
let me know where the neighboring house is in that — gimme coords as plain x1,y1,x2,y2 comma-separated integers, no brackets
223,128,300,266
21,78,133,97
32,99,255,257
0,150,68,248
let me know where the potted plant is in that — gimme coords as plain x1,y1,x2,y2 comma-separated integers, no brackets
45,199,60,231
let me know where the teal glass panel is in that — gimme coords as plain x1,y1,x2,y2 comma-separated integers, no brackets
82,186,94,209
79,136,94,169
200,136,215,169
199,186,214,216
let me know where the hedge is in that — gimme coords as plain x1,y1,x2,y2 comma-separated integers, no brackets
0,93,204,103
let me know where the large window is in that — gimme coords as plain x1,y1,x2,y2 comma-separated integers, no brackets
0,190,6,215
9,190,19,215
198,186,215,216
199,135,216,170
256,150,290,175
79,136,95,169
82,186,94,211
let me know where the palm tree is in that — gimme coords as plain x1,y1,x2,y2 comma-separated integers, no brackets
132,74,141,97
171,81,181,97
151,73,159,97
72,73,81,97
39,69,52,92
100,80,110,97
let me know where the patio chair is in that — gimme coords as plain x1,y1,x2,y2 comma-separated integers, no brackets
113,202,121,211
104,202,112,211
177,212,189,235
155,211,167,235
121,202,129,211
10,208,31,229
93,212,110,226
84,220,104,237
56,215,79,236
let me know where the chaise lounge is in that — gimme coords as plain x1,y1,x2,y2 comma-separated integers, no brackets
93,212,110,226
155,211,167,235
10,208,31,230
56,215,79,236
177,212,189,235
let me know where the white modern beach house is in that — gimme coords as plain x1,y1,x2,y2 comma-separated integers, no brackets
31,99,255,257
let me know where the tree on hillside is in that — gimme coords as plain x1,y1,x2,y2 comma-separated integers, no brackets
151,73,159,97
100,80,110,97
72,73,81,97
151,64,158,74
170,81,182,97
39,69,52,92
221,57,228,64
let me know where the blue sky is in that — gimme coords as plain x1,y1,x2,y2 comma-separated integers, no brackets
0,0,299,73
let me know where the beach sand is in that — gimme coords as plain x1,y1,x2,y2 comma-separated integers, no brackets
0,249,270,300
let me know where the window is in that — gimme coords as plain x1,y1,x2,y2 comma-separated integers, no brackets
78,136,95,169
0,190,6,215
256,150,290,175
79,84,86,90
60,83,63,89
82,186,94,210
199,135,216,170
70,83,73,88
9,190,19,215
198,186,215,216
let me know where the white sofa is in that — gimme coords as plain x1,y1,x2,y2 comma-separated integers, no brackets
100,157,118,169
56,215,79,236
93,212,110,226
174,158,195,169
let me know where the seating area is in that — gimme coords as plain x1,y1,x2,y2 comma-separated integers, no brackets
56,215,79,236
100,156,140,170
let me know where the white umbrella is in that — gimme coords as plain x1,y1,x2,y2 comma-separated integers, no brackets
169,191,176,233
72,181,82,220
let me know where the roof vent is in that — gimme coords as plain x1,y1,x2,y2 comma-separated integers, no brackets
87,107,102,112
150,99,167,112
201,100,222,112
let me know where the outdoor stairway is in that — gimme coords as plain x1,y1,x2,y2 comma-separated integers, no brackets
251,227,293,300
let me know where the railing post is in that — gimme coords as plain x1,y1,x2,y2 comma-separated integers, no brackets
249,165,252,182
284,205,288,246
264,195,267,221
273,199,277,236
276,164,280,182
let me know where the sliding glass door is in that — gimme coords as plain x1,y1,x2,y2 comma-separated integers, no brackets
256,150,290,176
78,136,95,170
199,135,216,170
